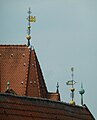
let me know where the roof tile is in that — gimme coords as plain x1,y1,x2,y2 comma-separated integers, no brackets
0,45,60,101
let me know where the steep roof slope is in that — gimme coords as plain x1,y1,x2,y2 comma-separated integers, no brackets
0,45,60,100
0,45,48,97
26,48,48,97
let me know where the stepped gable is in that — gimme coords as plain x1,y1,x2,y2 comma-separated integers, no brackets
0,45,60,101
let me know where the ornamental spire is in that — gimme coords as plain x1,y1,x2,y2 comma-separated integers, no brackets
79,83,85,106
7,81,10,90
56,82,59,93
26,8,36,47
66,67,77,105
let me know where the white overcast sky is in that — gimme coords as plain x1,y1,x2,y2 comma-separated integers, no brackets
0,0,97,119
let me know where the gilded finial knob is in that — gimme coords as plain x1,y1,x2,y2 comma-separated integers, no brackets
26,35,31,40
70,100,75,105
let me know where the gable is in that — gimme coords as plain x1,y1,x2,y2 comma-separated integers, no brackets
0,45,29,95
27,49,48,97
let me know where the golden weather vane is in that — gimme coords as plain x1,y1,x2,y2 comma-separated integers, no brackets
26,8,36,47
66,67,77,105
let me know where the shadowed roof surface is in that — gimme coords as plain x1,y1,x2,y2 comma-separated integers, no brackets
0,93,95,120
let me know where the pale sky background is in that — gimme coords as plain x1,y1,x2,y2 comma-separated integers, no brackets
0,0,97,119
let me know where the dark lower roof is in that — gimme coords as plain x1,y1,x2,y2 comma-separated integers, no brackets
0,93,95,120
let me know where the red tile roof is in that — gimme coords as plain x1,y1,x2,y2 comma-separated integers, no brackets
47,92,60,101
0,45,95,120
0,93,95,120
0,45,60,101
0,45,29,95
26,49,48,98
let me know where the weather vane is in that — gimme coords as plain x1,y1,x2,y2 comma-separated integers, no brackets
66,67,77,105
26,8,36,47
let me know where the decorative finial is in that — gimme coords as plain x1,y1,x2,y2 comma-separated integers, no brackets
7,81,10,90
79,83,85,106
56,82,59,93
71,67,74,80
66,67,77,105
26,8,36,47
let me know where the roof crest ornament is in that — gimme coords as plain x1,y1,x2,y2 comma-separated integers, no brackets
79,83,85,106
56,82,59,93
7,81,10,90
66,67,77,105
26,8,36,47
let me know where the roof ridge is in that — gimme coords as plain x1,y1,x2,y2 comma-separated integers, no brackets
32,49,41,97
32,49,48,98
25,48,31,95
0,93,85,109
0,44,27,47
83,104,95,120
